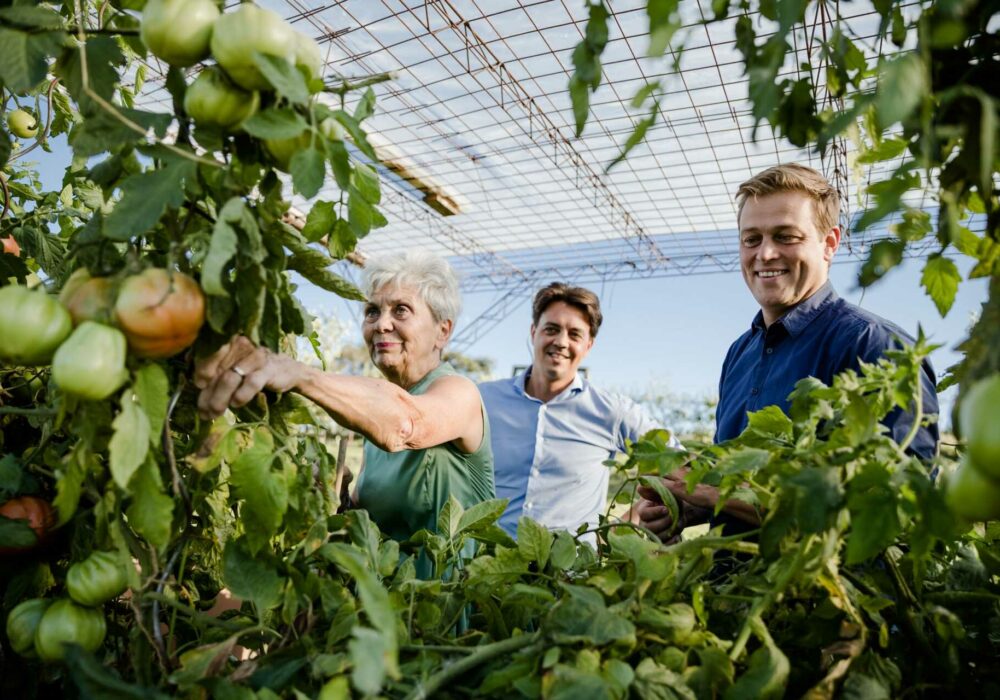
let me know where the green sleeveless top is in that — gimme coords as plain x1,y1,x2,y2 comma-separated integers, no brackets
356,363,495,572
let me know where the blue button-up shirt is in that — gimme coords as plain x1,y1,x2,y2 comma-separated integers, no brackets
715,282,939,459
480,369,677,537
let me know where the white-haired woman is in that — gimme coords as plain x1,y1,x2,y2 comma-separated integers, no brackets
195,251,495,575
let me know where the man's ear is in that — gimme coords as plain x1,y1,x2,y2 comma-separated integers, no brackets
824,226,842,262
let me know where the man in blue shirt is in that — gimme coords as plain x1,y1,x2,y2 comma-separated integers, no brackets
480,283,680,539
636,164,939,537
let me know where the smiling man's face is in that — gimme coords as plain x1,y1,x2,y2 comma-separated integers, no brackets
739,190,840,326
530,301,594,386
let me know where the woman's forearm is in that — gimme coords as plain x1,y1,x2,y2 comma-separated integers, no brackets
293,366,420,451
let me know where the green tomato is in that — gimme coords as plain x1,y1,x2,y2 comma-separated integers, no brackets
6,598,51,657
211,4,322,90
184,67,260,130
7,108,38,139
960,375,1000,480
946,459,1000,523
265,118,344,172
66,551,129,607
51,322,128,400
0,285,72,365
141,0,220,67
34,599,107,662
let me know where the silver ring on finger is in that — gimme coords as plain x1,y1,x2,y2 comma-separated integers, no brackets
231,365,246,378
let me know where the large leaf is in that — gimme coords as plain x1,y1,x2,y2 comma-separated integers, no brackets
241,108,308,140
920,254,961,316
517,517,553,569
133,363,169,443
0,27,66,94
230,427,287,554
201,198,243,297
223,536,283,611
126,457,174,549
103,160,198,240
290,147,325,200
109,390,151,490
253,52,309,104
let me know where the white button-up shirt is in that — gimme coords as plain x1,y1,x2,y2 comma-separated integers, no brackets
479,368,679,538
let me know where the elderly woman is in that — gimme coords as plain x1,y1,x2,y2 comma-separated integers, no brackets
195,251,495,571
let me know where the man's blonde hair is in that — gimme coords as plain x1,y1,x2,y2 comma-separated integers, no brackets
736,164,839,235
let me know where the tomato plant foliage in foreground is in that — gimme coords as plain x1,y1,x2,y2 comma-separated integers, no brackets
1,1,999,698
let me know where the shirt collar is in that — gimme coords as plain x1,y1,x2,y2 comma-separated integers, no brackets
514,366,585,402
750,281,838,337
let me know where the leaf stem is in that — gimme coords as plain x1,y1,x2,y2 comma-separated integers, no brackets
403,632,540,700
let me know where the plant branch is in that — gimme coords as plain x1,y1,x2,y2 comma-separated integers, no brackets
403,633,540,700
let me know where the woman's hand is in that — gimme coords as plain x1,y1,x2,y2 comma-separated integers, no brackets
194,336,309,420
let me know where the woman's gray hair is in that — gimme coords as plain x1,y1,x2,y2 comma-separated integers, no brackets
363,251,462,323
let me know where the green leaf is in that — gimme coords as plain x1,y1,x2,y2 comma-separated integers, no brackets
223,537,283,611
133,364,169,443
55,36,124,105
290,148,326,200
126,457,174,549
0,516,38,548
606,100,658,172
517,517,553,568
326,138,351,190
331,110,377,161
302,201,338,243
252,52,309,104
353,87,376,123
550,530,577,570
53,446,94,525
456,498,508,534
349,627,390,695
230,427,287,555
745,405,794,439
569,75,591,138
920,254,961,316
856,136,909,164
647,0,681,57
547,591,636,647
103,160,197,240
202,198,242,297
890,209,932,243
241,108,308,140
858,240,905,287
632,659,697,700
327,218,358,259
875,53,926,127
0,27,65,94
109,391,152,490
724,623,789,699
347,189,373,238
352,163,380,204
437,494,465,538
0,6,66,29
63,645,171,700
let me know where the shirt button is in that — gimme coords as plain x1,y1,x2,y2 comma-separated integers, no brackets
525,502,532,510
765,347,773,354
751,387,759,395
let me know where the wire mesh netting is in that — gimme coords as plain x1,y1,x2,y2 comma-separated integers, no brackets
135,1,932,344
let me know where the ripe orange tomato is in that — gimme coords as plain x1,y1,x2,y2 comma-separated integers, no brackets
114,268,205,358
0,497,56,554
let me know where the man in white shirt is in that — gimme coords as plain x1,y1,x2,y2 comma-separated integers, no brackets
479,282,681,539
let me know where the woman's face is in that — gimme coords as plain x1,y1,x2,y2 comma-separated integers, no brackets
362,283,450,384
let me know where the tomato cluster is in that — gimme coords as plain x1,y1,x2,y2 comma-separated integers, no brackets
947,375,1000,521
0,269,205,400
141,0,325,146
4,550,126,662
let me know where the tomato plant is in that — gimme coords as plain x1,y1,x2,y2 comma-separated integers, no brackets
184,67,259,131
210,3,321,91
140,0,220,68
1,1,998,698
66,551,128,607
33,600,106,662
114,268,205,358
5,598,51,657
0,286,72,365
51,322,128,400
